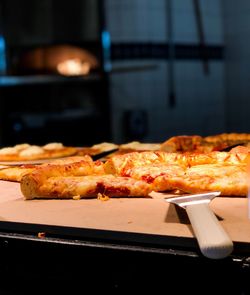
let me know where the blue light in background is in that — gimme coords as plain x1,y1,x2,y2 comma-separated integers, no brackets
0,35,6,74
102,30,112,72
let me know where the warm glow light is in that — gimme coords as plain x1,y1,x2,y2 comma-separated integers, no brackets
57,58,91,76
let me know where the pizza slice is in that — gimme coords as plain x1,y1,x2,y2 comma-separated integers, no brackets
153,163,247,196
20,155,103,180
17,145,249,199
0,155,100,182
104,150,248,175
21,174,152,199
161,135,206,152
0,165,36,182
19,152,152,199
161,133,250,153
104,150,249,196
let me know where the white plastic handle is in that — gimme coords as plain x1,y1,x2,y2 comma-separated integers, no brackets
186,203,233,259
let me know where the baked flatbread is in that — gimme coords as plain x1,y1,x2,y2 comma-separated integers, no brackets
104,150,248,175
0,142,77,162
104,151,249,196
0,156,98,182
18,148,249,199
153,163,247,196
0,165,35,182
161,133,250,153
21,174,151,200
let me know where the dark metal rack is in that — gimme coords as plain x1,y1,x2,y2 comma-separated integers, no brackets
0,73,102,87
0,227,249,294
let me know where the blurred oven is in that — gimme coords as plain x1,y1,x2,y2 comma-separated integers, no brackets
0,0,110,146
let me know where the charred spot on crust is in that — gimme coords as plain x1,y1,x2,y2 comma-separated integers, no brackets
96,182,130,196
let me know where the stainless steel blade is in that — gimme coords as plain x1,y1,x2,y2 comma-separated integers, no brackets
163,191,233,259
166,191,221,208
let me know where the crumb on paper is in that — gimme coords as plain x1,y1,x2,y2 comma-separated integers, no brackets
38,232,46,238
97,193,110,201
73,195,81,200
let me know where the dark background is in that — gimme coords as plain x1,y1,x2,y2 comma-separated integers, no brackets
0,0,248,146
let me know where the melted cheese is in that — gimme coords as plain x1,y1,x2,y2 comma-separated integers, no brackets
0,143,30,155
0,147,18,155
14,143,31,151
20,146,44,157
43,142,64,150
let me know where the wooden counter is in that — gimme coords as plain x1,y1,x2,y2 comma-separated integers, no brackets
0,180,249,252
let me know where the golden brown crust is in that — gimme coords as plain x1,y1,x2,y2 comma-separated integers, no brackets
0,155,99,183
23,155,100,183
161,135,204,152
0,166,35,182
161,133,250,153
21,174,152,199
21,172,40,198
20,155,108,198
204,133,250,143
